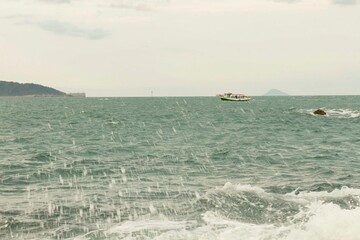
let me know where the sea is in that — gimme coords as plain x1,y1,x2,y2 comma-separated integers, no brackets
1,96,360,240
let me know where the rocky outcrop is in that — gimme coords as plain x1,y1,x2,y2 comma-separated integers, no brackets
313,109,326,115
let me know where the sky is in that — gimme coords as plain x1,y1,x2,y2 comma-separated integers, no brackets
0,0,359,97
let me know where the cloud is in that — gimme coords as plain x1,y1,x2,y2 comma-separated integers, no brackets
39,20,108,39
39,0,71,3
111,3,155,11
271,0,300,3
332,0,357,5
150,0,320,14
0,14,29,20
110,0,172,12
22,20,108,40
272,0,358,5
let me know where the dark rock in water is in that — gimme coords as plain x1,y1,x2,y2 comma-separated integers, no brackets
313,109,326,115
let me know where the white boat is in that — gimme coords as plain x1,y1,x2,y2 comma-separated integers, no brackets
217,92,251,101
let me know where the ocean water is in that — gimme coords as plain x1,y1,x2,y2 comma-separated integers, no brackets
1,96,360,240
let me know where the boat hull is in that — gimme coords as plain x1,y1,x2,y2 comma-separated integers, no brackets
220,97,251,101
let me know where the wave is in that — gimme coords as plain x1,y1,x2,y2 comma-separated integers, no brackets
206,183,360,240
88,205,360,240
296,108,360,118
66,183,360,240
2,182,360,239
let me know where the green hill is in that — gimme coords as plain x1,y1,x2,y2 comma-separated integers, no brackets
0,81,65,96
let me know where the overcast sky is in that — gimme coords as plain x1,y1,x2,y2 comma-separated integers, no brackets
0,0,359,96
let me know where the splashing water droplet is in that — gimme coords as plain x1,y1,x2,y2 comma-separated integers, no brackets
59,175,64,185
149,204,157,214
122,175,127,183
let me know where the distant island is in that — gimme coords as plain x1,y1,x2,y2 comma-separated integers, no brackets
263,89,289,96
0,81,85,97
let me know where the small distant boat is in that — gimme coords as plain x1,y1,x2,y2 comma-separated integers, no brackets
217,92,251,101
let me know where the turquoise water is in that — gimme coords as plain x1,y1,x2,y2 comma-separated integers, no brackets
1,96,360,239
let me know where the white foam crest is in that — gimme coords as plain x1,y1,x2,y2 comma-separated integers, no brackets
99,202,360,240
218,182,267,195
153,205,360,240
105,219,195,235
213,183,360,208
326,108,360,118
97,185,360,240
296,108,313,114
298,108,360,118
202,211,284,240
286,186,360,200
150,211,286,240
283,202,360,240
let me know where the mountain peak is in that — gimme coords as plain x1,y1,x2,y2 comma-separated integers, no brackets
263,89,288,96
